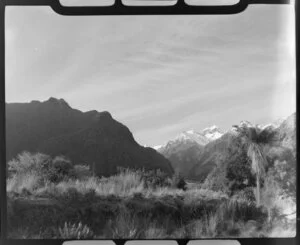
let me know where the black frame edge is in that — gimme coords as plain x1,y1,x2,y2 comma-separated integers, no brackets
0,1,298,245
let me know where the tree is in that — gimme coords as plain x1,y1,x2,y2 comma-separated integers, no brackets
226,151,255,194
233,124,268,206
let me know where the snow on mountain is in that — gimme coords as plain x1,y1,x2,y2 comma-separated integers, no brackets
153,126,224,152
202,125,218,133
155,130,206,177
258,118,285,130
189,113,296,183
154,115,288,153
175,130,209,145
202,125,224,141
239,120,254,128
175,126,224,145
153,145,163,150
152,114,295,180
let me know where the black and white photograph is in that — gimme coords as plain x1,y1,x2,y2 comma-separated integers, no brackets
5,2,296,239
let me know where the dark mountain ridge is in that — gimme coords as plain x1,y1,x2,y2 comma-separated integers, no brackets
6,98,173,176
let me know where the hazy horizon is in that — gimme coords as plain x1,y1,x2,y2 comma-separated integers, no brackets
5,4,296,146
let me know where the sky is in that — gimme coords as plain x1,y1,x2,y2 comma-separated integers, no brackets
5,4,296,146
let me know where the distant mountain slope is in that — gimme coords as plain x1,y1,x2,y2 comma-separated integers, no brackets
276,113,296,152
157,127,224,177
158,139,204,177
188,130,241,181
188,114,296,183
6,98,173,176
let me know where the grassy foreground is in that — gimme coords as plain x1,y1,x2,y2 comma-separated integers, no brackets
7,152,296,239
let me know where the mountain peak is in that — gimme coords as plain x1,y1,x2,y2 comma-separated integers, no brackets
97,111,112,120
202,125,222,134
202,125,223,141
6,99,174,176
239,120,254,128
44,97,71,108
159,125,224,151
177,130,199,140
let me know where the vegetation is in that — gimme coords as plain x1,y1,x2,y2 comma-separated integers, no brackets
7,151,296,239
233,124,269,206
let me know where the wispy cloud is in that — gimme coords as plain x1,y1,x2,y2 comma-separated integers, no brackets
5,5,296,146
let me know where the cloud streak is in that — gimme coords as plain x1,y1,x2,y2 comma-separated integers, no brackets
5,5,296,146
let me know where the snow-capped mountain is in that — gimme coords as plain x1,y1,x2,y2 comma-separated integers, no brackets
202,125,224,141
257,118,285,130
175,130,210,146
156,134,205,177
153,145,163,150
154,114,294,179
155,126,224,152
231,118,285,133
189,113,296,183
153,126,224,177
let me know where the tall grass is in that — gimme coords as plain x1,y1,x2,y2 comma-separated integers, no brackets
58,222,94,239
7,152,296,239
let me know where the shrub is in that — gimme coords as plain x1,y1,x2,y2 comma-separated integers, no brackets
226,152,255,194
8,152,51,177
70,165,92,180
99,169,145,196
107,210,141,239
187,213,218,238
9,163,289,239
7,152,52,192
176,177,187,191
7,152,75,193
142,169,172,189
7,173,40,194
271,159,296,199
233,187,256,203
169,172,187,190
144,225,168,239
58,222,94,239
46,156,73,183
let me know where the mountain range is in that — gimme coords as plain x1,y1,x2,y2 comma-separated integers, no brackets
156,126,224,177
156,113,296,181
6,98,173,176
6,97,295,182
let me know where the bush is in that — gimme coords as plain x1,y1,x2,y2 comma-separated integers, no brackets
8,152,51,177
7,152,78,194
7,152,52,192
144,225,168,239
233,187,256,203
271,159,296,199
70,165,92,180
187,213,218,238
58,222,94,239
7,163,294,239
170,173,187,191
141,169,172,189
226,152,255,194
109,213,140,238
46,156,73,183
